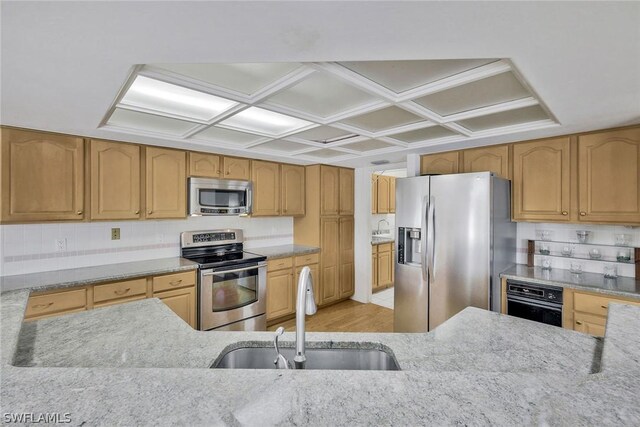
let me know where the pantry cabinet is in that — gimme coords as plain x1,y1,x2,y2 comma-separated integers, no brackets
339,216,355,298
320,165,340,216
251,160,280,216
145,147,186,219
281,164,305,216
1,128,84,222
577,127,640,224
339,168,354,215
320,216,340,304
420,151,460,175
89,139,141,220
512,137,571,222
461,145,511,179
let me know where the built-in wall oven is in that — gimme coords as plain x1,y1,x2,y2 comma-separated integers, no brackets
181,229,267,331
188,177,252,216
506,280,563,327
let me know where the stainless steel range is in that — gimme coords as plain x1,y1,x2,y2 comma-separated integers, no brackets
180,229,267,331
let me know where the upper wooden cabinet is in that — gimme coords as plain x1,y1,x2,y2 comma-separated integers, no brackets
1,128,84,222
145,147,186,219
376,175,391,214
461,145,511,179
389,176,396,213
420,151,460,175
223,156,250,180
339,168,354,216
251,160,280,216
577,128,640,224
320,165,340,216
89,140,141,220
188,152,221,178
372,174,396,214
281,164,305,216
371,175,378,214
512,137,571,222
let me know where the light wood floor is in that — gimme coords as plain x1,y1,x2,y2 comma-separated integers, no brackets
267,299,394,333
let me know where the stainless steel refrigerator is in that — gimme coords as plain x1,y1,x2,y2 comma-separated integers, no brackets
394,172,516,332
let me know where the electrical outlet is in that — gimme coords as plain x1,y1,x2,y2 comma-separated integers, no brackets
55,239,67,252
111,228,120,240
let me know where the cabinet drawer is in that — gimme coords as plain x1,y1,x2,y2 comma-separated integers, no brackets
295,253,320,266
25,288,87,319
377,242,393,253
574,292,640,316
267,257,293,272
94,278,147,303
94,295,147,308
152,271,196,293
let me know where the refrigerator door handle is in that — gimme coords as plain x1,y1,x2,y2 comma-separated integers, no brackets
427,196,435,281
421,195,429,281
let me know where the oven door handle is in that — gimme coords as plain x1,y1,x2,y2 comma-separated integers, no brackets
507,294,563,311
201,263,266,276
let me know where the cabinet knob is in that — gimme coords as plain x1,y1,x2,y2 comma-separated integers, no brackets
562,211,568,216
575,321,583,325
76,210,83,215
148,210,153,215
217,170,222,175
226,171,230,175
580,212,587,216
135,210,140,215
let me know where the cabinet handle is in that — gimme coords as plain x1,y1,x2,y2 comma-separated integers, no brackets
32,302,54,310
580,212,586,216
601,305,607,309
169,280,183,286
562,211,568,216
76,210,83,215
575,321,583,325
114,288,131,296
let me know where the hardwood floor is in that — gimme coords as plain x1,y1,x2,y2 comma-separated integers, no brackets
267,299,394,333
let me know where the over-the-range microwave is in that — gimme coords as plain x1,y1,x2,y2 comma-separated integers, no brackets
188,177,252,216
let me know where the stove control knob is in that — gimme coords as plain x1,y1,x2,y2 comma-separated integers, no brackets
548,294,556,300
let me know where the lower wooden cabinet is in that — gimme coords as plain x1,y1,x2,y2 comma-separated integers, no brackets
563,288,640,337
266,253,320,324
23,271,197,328
372,242,394,292
573,312,606,337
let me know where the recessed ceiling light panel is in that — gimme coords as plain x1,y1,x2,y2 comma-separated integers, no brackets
218,106,314,137
120,75,238,121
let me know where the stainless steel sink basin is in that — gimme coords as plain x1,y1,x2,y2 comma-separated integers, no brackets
212,346,400,370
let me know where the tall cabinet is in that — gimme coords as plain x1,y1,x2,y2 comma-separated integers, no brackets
294,165,355,306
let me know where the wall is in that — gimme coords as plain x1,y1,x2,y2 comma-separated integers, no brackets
0,216,293,276
516,222,637,278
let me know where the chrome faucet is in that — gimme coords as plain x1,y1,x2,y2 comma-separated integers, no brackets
293,266,317,369
376,218,390,234
273,327,291,369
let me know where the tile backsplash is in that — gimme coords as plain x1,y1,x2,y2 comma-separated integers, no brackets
0,216,293,276
516,222,638,277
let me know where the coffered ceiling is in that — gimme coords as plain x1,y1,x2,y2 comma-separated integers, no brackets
102,59,556,163
1,1,639,167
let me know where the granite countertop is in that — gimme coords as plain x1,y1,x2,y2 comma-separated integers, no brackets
0,257,199,294
371,236,395,245
3,287,640,424
501,264,640,300
250,244,320,259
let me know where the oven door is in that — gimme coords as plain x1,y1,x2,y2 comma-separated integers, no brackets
506,295,563,327
199,262,266,331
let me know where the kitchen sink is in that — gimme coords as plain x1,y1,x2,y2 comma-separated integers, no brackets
211,346,400,370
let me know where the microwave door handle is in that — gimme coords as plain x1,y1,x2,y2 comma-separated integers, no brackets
201,263,266,276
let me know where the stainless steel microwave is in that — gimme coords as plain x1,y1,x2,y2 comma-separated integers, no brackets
188,177,252,216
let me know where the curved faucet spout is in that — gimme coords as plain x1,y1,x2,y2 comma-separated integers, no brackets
293,266,316,368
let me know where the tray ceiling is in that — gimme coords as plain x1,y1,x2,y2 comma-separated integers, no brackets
102,59,557,163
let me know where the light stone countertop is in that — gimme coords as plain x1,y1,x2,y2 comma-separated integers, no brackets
371,236,395,245
249,244,320,259
0,257,199,294
2,287,640,425
501,264,640,300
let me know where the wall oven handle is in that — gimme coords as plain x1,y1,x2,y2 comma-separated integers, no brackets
201,263,266,276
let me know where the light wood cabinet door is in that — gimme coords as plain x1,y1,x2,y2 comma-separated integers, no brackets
376,175,390,213
189,152,221,178
420,152,460,175
339,216,354,298
281,164,305,216
372,253,378,290
320,166,340,216
377,245,393,288
339,168,354,216
573,312,606,337
389,177,396,213
1,128,84,222
155,286,196,328
145,147,186,219
578,127,640,224
462,145,511,179
512,137,571,221
90,140,141,220
251,160,280,216
25,288,87,320
371,174,378,214
296,264,320,305
222,156,250,180
266,269,295,320
320,217,340,304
